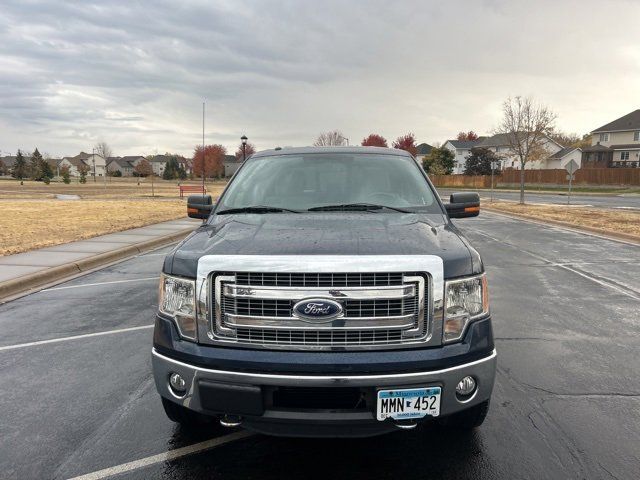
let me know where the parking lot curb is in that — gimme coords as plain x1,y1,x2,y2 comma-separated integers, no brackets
0,227,195,302
483,207,640,245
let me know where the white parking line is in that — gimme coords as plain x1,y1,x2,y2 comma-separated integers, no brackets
0,325,153,352
67,430,253,480
43,277,159,292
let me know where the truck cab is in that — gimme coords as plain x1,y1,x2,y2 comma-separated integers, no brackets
152,146,496,437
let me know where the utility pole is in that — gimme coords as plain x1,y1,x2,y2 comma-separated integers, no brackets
92,147,96,182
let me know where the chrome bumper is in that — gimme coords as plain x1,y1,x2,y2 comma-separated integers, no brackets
153,348,497,418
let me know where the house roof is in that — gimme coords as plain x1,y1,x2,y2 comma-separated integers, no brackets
148,154,170,163
446,139,481,149
581,143,611,152
592,109,640,133
548,147,580,159
72,151,92,161
1,155,32,167
478,133,514,147
107,157,135,168
478,132,562,149
610,144,640,150
416,143,433,155
61,157,88,168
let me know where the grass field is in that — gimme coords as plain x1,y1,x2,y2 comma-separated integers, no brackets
0,178,228,255
485,202,640,239
0,177,227,199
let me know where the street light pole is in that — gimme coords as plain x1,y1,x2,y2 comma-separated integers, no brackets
241,135,248,162
92,147,96,183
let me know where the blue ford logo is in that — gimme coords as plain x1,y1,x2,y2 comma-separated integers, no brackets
292,298,343,322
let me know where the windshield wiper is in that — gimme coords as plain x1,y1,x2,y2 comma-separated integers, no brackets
216,205,301,215
307,203,412,213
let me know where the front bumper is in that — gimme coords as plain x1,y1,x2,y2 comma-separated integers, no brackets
152,347,497,437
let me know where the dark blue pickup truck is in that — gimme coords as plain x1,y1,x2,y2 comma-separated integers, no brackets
152,146,496,437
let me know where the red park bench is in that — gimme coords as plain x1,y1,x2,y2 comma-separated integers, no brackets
179,184,207,198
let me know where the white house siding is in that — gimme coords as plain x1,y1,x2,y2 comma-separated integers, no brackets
545,149,582,169
59,159,81,177
87,154,106,177
443,142,471,174
494,138,562,170
559,149,582,169
612,149,640,165
151,162,165,176
592,130,639,147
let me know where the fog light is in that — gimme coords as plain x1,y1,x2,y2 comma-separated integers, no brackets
456,376,476,396
169,372,186,393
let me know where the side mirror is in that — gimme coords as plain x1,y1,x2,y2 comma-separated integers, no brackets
187,195,213,219
445,192,480,218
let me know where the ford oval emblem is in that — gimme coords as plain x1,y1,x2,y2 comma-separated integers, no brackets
292,298,343,322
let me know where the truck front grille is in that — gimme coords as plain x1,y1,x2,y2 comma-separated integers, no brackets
208,271,430,350
235,272,404,287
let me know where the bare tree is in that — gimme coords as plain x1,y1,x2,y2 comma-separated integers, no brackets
94,141,113,161
313,130,348,146
496,96,557,204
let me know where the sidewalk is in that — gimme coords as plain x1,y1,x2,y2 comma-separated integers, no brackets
0,218,200,301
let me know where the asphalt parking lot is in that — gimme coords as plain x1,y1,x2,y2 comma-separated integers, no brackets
1,212,639,479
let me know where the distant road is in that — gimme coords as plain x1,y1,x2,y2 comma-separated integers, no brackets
437,187,640,210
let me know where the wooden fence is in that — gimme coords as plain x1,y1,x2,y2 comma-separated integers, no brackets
430,175,492,188
431,168,640,187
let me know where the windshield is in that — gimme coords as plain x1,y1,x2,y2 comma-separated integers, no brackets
217,153,443,213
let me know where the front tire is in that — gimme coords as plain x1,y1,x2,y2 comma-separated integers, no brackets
438,400,490,430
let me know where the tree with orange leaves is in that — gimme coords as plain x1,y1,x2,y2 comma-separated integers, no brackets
193,144,226,178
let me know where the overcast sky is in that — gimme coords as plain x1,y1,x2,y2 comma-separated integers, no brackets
1,0,639,158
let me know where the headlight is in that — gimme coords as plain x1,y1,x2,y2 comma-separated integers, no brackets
159,273,197,341
443,273,488,343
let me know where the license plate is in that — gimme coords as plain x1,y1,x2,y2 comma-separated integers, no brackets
376,387,441,421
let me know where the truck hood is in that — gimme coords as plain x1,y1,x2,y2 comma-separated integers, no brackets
165,213,482,278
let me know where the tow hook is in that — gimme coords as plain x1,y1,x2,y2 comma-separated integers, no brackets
393,420,418,430
219,415,243,428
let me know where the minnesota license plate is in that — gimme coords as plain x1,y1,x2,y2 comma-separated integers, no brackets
376,387,441,421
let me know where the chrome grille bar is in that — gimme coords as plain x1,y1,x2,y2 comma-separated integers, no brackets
195,255,444,351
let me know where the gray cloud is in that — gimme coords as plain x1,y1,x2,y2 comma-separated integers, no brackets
0,0,639,158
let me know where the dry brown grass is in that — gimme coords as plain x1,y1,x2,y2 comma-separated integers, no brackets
485,202,640,239
0,178,227,199
0,199,192,255
0,178,229,255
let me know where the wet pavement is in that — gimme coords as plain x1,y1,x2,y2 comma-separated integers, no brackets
1,212,639,479
437,187,640,210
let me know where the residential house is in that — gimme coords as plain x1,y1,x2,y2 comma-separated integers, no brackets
443,140,482,174
147,154,191,177
177,156,192,175
224,154,243,177
148,154,171,176
2,154,61,176
582,109,640,168
106,156,145,176
0,155,26,175
60,152,106,177
477,133,575,170
544,147,583,170
415,143,433,166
